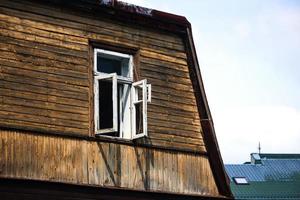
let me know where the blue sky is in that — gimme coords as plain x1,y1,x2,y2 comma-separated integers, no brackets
123,0,300,163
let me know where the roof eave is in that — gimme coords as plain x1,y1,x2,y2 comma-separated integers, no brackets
184,27,233,198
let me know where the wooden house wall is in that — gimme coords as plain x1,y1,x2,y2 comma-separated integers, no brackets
0,0,220,197
0,129,219,196
0,0,205,152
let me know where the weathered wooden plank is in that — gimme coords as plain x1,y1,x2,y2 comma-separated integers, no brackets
141,50,187,66
2,95,88,115
1,58,88,87
0,33,87,59
145,137,205,153
0,130,215,194
87,29,185,59
0,50,87,73
2,72,88,95
148,117,201,133
141,62,190,79
0,17,88,48
0,41,87,67
148,111,200,127
0,6,186,59
0,3,184,48
146,137,205,151
146,85,196,103
0,120,88,136
151,91,197,107
150,97,198,113
141,57,189,73
141,68,192,86
0,14,87,44
0,107,88,130
148,105,199,121
145,77,194,93
0,26,87,52
149,124,203,143
0,88,88,108
0,9,87,40
1,80,88,101
148,106,200,121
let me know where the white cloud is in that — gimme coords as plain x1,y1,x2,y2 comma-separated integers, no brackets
255,3,300,45
234,21,251,39
214,105,300,164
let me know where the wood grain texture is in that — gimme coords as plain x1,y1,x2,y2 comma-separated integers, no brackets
0,129,218,196
0,0,206,150
0,0,230,197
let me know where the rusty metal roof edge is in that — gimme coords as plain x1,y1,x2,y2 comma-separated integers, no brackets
99,0,191,28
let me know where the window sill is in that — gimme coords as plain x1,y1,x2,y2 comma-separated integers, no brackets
93,134,144,144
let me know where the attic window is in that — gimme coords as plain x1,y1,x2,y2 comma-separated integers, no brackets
93,48,151,139
233,177,249,185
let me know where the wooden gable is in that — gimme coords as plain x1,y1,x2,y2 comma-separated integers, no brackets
0,0,232,199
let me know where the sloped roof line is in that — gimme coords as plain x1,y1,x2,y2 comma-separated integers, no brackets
185,27,232,198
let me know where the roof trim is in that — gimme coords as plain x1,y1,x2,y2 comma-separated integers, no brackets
184,27,233,198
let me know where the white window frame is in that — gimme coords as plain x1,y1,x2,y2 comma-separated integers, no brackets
233,177,249,185
93,48,150,139
93,49,133,83
131,79,148,139
94,73,118,134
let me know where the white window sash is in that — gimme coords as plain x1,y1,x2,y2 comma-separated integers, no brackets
94,48,133,80
95,49,132,59
147,84,152,103
94,72,133,84
94,73,118,134
131,79,148,139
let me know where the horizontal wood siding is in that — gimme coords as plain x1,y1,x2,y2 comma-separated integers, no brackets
0,3,90,136
0,1,206,151
0,129,218,196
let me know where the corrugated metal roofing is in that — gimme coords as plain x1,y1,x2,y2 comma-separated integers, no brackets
226,157,300,181
225,153,300,200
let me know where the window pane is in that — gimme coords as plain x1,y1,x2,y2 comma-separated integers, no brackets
135,85,144,135
233,177,248,184
99,79,114,129
136,85,143,101
120,83,132,139
132,79,147,138
135,102,144,135
97,56,122,75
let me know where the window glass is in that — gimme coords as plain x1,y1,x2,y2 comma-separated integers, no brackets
98,79,113,129
97,56,122,75
135,103,144,135
233,177,249,184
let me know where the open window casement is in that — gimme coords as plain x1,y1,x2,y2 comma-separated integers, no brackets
131,79,148,139
94,73,118,134
94,48,151,140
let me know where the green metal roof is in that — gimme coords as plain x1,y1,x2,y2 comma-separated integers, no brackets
225,153,300,200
